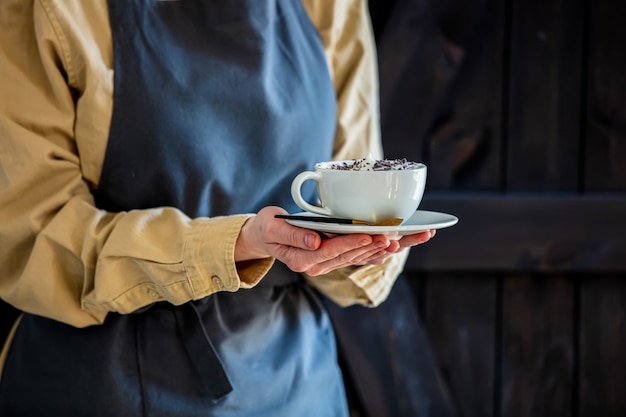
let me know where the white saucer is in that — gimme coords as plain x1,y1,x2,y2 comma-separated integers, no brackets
284,210,458,240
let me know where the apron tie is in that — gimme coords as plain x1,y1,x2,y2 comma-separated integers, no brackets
173,303,233,402
170,263,298,402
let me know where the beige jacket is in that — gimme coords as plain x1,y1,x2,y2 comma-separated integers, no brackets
0,0,409,368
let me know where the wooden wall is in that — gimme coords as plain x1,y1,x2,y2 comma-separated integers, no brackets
363,0,626,415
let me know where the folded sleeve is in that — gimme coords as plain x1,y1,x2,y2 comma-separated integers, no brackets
0,0,272,328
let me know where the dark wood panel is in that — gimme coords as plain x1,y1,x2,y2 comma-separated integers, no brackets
579,275,626,416
506,0,585,190
500,275,574,417
374,0,505,191
375,0,459,166
408,193,626,272
585,0,626,191
365,2,626,417
424,273,497,417
424,0,505,191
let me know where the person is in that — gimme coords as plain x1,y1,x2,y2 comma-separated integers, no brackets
0,0,435,415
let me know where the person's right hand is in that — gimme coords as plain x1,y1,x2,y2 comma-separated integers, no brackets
234,206,432,276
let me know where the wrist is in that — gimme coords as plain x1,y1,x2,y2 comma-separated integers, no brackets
234,215,270,262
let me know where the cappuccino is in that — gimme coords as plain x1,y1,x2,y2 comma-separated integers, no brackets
321,158,422,171
291,158,427,223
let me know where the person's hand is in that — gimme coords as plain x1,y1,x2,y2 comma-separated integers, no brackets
235,206,435,276
355,228,435,266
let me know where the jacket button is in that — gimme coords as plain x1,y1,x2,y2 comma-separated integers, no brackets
147,288,159,298
212,275,224,289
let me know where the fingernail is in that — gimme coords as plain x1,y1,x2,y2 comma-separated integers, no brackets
305,234,317,248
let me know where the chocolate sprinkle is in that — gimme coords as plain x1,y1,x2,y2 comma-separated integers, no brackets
326,158,421,171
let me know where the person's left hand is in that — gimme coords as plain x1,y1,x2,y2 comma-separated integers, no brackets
353,229,436,266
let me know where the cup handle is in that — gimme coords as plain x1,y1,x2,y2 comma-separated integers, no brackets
290,171,332,216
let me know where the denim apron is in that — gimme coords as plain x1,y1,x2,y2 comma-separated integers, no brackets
0,1,347,415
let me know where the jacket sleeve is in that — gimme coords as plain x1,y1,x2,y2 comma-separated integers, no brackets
302,0,410,307
0,0,272,328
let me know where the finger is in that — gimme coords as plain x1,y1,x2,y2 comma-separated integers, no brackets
358,253,390,266
354,245,397,265
303,237,388,275
261,210,322,250
238,207,325,263
381,239,401,253
396,230,434,249
329,245,392,269
298,233,392,275
344,245,388,265
281,234,374,273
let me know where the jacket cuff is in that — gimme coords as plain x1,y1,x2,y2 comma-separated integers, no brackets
184,214,273,297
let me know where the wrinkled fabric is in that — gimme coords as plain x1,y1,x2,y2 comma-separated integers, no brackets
0,2,411,412
0,0,401,331
0,0,382,415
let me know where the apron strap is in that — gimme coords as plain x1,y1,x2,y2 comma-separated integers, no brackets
173,303,233,401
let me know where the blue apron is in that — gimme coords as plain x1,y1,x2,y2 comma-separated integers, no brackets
0,1,348,415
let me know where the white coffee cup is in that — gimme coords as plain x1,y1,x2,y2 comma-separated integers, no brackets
291,159,427,224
